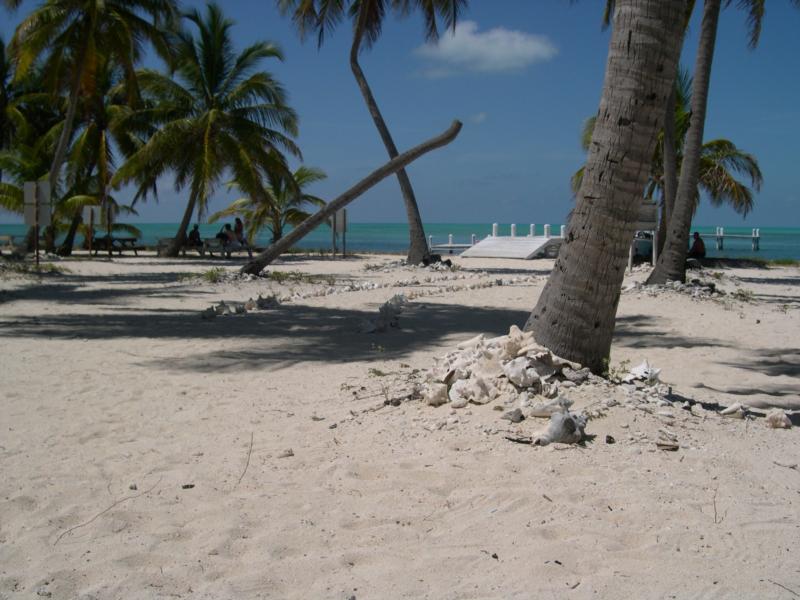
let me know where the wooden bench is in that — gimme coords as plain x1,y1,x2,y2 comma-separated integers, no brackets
155,238,252,258
92,236,144,256
202,238,253,258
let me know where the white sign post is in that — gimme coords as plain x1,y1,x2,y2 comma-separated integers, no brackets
23,181,51,267
335,208,347,257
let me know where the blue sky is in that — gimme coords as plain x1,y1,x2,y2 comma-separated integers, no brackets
2,1,799,226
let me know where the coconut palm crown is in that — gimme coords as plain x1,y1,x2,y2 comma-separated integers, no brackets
9,0,179,192
571,68,761,218
113,2,300,256
276,0,466,265
210,164,327,244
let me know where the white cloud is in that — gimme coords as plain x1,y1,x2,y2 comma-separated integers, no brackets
469,112,487,124
415,21,557,77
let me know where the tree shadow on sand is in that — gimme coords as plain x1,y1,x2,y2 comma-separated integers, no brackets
613,314,732,350
0,301,531,372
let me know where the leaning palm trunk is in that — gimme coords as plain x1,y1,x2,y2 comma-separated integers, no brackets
648,0,721,284
241,120,462,275
350,29,430,265
165,194,198,257
658,85,679,255
524,0,686,373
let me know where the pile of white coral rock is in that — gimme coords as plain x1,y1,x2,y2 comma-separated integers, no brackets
421,325,595,444
200,294,279,319
360,294,408,333
623,279,723,300
422,325,592,409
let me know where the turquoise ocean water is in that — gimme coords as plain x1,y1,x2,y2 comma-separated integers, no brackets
1,222,799,261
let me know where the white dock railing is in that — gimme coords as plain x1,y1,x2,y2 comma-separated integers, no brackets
715,227,760,251
428,223,563,254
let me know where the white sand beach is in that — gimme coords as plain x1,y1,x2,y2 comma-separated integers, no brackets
1,254,799,599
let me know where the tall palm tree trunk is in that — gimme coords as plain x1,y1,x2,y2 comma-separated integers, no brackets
166,194,197,257
524,0,686,373
26,52,87,254
648,0,721,284
349,26,430,265
241,120,462,275
57,211,83,256
658,85,679,255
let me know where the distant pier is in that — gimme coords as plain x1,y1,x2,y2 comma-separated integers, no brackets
714,227,761,251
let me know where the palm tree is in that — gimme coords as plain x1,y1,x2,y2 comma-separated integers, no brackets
55,58,145,255
1,36,25,167
601,1,695,256
572,69,762,228
210,164,327,244
277,0,466,265
240,119,462,275
649,0,800,284
524,0,686,373
9,0,178,203
113,2,300,257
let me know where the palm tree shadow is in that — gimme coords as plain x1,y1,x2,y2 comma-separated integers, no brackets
0,301,530,373
613,314,731,349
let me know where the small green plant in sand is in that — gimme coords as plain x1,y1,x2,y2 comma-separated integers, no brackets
200,267,227,283
368,367,389,377
731,288,755,303
603,358,631,382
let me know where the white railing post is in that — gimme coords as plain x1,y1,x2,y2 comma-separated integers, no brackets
628,242,634,273
428,235,433,249
652,229,657,265
544,224,551,238
510,223,516,237
529,224,535,237
492,223,498,237
560,225,566,238
471,234,476,245
448,233,453,246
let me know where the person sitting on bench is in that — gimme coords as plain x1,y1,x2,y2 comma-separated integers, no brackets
688,231,706,259
187,224,202,247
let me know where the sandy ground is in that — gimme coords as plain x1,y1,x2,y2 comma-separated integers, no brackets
1,252,799,599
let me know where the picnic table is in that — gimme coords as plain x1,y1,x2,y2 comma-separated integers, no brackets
92,236,143,256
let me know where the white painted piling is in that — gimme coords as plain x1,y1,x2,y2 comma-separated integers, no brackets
492,223,498,237
471,234,477,245
510,223,517,237
529,224,535,237
560,225,566,238
544,224,551,238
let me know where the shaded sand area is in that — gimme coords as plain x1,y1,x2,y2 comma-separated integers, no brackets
1,254,799,599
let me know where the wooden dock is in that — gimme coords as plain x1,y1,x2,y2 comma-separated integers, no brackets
714,227,761,251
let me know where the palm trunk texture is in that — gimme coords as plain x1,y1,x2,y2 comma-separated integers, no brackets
166,194,197,257
524,0,686,373
648,0,721,284
57,210,83,256
658,84,679,256
241,120,462,275
350,27,430,265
